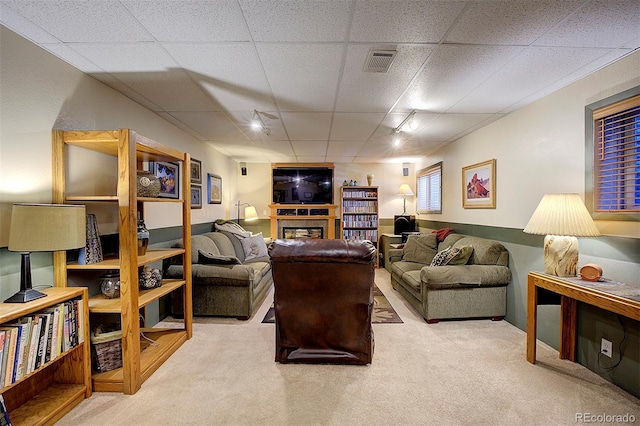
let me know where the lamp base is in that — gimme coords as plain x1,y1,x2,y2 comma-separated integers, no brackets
4,288,47,303
543,235,579,277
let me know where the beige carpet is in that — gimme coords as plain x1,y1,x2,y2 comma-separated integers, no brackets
58,269,639,426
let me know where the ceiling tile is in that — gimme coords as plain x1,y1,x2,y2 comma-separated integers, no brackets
0,3,60,43
394,45,524,113
295,156,328,163
326,156,355,163
239,0,352,42
330,113,386,141
445,0,583,45
412,113,496,142
170,112,249,141
257,44,344,111
1,0,152,42
534,0,640,48
350,0,466,43
336,44,434,112
165,43,276,112
291,140,328,157
122,0,250,42
327,141,367,157
449,46,615,113
280,112,333,140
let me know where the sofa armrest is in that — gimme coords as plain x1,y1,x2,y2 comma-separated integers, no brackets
388,248,403,264
420,265,511,287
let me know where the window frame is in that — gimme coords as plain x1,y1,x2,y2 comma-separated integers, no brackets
416,161,442,215
585,85,640,222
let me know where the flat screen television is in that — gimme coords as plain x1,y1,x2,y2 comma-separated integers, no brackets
272,167,333,204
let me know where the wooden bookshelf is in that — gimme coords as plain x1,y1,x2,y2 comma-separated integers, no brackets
52,129,193,395
0,287,91,426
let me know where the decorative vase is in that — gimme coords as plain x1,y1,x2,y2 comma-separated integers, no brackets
137,218,150,256
99,272,120,299
136,170,161,198
367,174,374,186
78,213,103,265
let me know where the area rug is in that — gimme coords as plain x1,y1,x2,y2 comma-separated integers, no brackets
261,285,403,324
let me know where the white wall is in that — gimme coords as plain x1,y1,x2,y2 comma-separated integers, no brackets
415,50,640,239
0,27,235,298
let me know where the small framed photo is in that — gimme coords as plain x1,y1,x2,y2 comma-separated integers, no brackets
462,159,496,209
191,185,202,209
190,158,202,184
154,161,179,199
207,173,222,204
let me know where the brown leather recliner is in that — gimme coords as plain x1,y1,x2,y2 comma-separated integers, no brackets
268,238,376,365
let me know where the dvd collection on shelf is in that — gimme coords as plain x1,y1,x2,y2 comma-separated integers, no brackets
0,298,84,389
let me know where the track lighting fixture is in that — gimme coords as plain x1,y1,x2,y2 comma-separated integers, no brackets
252,110,271,135
393,110,418,134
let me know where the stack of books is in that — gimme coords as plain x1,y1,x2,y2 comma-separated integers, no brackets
0,298,84,388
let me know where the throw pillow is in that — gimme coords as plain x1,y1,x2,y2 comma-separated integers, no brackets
401,233,438,264
241,233,268,261
432,227,454,242
430,246,454,266
448,245,474,265
198,250,241,265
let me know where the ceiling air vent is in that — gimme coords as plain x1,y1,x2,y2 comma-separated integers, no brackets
363,49,397,73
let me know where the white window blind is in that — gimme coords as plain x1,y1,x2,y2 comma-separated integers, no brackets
417,162,442,214
593,94,640,213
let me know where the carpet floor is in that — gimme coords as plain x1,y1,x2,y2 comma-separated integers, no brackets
57,268,640,426
261,284,403,324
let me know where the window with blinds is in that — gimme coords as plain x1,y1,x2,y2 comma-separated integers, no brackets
593,94,640,214
416,162,442,214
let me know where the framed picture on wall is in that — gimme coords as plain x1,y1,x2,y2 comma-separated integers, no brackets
207,173,222,204
462,159,496,209
191,185,202,209
190,158,202,184
154,161,180,199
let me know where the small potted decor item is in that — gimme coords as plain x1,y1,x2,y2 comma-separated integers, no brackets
99,271,120,299
139,266,162,289
136,170,161,198
137,217,150,256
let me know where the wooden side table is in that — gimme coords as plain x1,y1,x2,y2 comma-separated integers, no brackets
527,272,640,364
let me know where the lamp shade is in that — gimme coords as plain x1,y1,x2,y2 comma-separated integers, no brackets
8,204,86,252
397,184,414,197
523,194,600,237
244,205,258,222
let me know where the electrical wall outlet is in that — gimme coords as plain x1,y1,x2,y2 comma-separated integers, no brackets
601,338,613,358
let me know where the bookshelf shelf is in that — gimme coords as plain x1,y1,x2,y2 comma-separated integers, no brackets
0,287,90,426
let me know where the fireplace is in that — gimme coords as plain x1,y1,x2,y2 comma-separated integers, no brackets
283,227,324,239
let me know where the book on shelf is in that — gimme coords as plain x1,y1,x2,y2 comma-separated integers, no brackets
25,314,40,375
35,312,51,370
0,327,18,387
0,394,11,426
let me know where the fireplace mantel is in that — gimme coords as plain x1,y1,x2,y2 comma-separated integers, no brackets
269,204,338,239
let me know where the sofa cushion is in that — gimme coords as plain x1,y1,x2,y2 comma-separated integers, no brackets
421,264,511,288
198,250,241,265
402,234,438,264
241,233,269,261
207,232,238,258
452,237,508,266
217,230,246,260
190,235,221,264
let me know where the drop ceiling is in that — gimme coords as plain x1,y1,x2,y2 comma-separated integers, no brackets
1,0,639,164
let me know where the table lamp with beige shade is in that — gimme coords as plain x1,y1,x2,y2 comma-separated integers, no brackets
397,184,414,215
523,194,600,277
6,203,86,302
